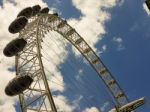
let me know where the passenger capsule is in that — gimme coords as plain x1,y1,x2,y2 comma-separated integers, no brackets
17,7,33,18
145,0,150,10
32,5,41,16
5,75,33,96
8,16,28,33
40,7,49,14
53,13,58,16
3,38,27,57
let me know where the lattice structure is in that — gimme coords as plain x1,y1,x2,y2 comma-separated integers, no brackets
16,14,129,112
16,16,57,112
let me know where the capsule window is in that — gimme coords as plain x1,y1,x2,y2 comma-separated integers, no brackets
8,16,28,33
15,24,19,29
19,21,23,26
32,5,41,16
40,7,49,14
17,7,33,18
20,82,26,88
5,88,13,96
19,19,26,26
4,50,11,56
10,46,16,52
14,87,19,92
15,42,21,48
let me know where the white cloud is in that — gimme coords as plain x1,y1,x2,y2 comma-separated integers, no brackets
68,0,122,56
53,95,84,112
72,95,83,110
109,108,117,112
54,95,75,112
113,37,123,43
113,37,125,51
143,3,150,15
82,107,100,112
0,71,18,112
82,101,110,112
100,101,110,111
102,45,107,52
0,0,50,111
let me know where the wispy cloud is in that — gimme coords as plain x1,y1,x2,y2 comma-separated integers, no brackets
113,37,123,43
102,45,107,52
100,101,110,111
75,69,84,81
118,0,124,6
72,95,83,111
113,37,125,51
98,44,107,55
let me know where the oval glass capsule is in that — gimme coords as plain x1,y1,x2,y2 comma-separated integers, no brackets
40,7,49,14
32,5,41,16
3,38,27,57
5,75,33,96
17,7,33,18
8,16,28,33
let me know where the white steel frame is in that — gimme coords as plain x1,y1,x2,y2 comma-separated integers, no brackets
16,14,129,112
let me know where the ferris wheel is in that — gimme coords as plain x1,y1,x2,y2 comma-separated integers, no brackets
3,5,145,112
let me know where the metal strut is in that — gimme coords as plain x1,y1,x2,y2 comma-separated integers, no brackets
35,17,57,112
16,16,57,112
37,14,129,107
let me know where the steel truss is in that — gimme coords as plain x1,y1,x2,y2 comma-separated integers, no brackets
16,14,129,112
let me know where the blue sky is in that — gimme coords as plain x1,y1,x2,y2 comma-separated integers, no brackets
102,0,150,102
99,0,150,111
0,0,150,112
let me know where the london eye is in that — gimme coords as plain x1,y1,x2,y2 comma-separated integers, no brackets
3,3,147,112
